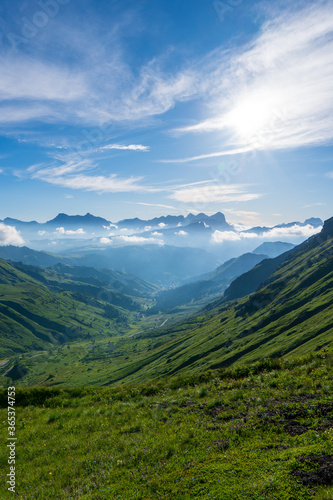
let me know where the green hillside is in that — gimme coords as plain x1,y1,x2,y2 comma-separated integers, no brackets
0,350,332,499
0,258,156,358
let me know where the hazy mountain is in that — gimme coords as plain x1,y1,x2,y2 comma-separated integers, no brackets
1,211,234,234
0,246,65,267
222,252,291,303
2,218,40,228
252,241,295,258
0,244,221,287
45,212,112,228
11,261,158,299
62,245,222,286
154,252,268,312
115,216,333,381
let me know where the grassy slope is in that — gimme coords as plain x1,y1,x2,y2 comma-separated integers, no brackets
0,258,153,358
0,351,332,499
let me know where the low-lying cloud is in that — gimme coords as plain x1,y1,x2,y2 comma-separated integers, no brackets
0,223,25,246
262,224,322,239
55,227,86,236
211,224,322,244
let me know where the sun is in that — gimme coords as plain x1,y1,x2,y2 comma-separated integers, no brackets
226,90,281,145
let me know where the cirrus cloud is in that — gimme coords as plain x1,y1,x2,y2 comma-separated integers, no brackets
170,183,261,204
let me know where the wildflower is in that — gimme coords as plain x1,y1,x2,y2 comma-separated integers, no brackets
49,472,52,475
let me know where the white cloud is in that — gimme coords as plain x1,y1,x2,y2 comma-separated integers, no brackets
97,144,149,152
158,223,167,228
114,235,164,245
211,230,258,243
211,223,322,244
144,226,152,231
302,203,325,209
38,231,47,236
103,224,118,230
224,209,262,223
159,146,253,164
175,230,188,236
0,36,198,127
127,202,179,211
100,237,112,244
55,227,86,236
170,183,261,204
152,231,163,236
0,223,25,246
28,158,159,193
262,224,321,238
1,1,333,157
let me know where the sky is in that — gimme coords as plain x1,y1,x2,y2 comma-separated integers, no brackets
0,0,332,227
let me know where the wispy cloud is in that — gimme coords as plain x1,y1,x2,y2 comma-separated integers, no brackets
169,183,261,204
224,209,261,223
302,202,326,209
159,147,253,164
96,144,149,152
166,1,333,160
36,173,158,193
125,202,179,210
1,1,332,156
25,159,160,194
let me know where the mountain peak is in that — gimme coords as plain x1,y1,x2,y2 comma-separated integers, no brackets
46,213,111,226
321,216,333,236
304,217,323,227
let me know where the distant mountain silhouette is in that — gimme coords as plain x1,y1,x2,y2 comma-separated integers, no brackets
252,241,295,258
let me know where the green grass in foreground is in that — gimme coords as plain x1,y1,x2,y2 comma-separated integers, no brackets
0,350,332,499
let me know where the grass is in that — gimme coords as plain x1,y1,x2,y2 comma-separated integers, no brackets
0,350,332,499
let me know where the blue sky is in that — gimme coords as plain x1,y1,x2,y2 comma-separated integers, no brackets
0,0,332,226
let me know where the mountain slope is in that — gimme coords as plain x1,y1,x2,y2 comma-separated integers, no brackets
106,216,333,384
0,258,148,358
0,244,221,287
252,241,295,258
153,252,268,312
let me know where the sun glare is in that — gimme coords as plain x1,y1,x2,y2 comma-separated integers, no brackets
227,91,281,145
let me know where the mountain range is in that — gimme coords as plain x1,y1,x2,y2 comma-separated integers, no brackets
0,244,221,287
0,212,323,235
103,215,333,384
0,213,332,386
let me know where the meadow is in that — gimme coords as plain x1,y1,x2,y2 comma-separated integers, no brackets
0,350,332,499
